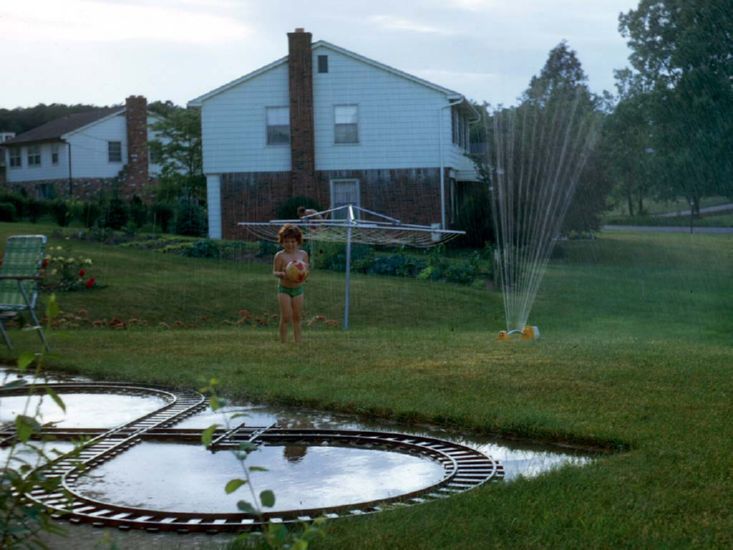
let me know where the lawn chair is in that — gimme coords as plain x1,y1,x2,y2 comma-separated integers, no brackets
0,235,49,351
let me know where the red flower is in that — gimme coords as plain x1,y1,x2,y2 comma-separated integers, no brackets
79,268,86,277
42,259,49,268
85,278,96,289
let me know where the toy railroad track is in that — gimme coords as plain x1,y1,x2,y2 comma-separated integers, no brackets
0,381,503,534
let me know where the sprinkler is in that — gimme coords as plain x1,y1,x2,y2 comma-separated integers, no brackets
497,326,540,341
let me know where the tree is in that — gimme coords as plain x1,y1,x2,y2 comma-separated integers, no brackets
149,106,205,203
618,0,733,223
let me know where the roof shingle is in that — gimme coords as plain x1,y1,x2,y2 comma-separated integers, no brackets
3,108,123,146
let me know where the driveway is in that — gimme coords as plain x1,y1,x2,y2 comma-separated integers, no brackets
603,225,733,234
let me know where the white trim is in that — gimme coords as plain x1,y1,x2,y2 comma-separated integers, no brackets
206,174,222,239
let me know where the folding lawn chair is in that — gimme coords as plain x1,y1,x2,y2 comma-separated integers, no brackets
0,235,49,351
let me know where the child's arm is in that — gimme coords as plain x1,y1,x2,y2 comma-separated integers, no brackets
273,252,285,279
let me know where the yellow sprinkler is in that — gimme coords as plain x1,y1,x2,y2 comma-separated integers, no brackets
497,326,540,341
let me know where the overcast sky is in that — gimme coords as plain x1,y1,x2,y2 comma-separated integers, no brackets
1,0,639,110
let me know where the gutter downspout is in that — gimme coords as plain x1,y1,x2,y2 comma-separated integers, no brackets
439,97,464,229
66,141,73,197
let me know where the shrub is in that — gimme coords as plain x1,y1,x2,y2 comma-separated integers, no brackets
315,242,374,272
257,240,278,257
0,193,27,219
0,202,16,222
369,253,427,277
79,201,102,228
183,239,221,259
26,199,44,223
276,196,323,220
129,195,147,228
175,195,207,237
50,200,71,227
153,202,175,233
103,198,128,230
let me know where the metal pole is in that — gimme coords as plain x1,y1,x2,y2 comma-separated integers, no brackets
343,204,354,330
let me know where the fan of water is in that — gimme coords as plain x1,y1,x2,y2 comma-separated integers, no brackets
489,94,602,333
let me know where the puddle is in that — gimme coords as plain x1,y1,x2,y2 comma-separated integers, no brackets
74,441,446,512
1,366,594,519
0,393,169,428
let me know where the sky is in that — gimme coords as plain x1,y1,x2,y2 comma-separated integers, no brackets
1,0,639,110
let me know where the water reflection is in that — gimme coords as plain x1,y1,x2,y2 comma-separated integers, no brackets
74,442,446,513
0,394,168,429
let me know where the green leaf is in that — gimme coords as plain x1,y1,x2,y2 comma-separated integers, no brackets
17,351,35,372
45,386,66,413
237,500,256,514
1,379,27,390
45,293,60,321
292,540,309,550
260,490,275,508
15,414,41,442
201,423,218,447
248,466,268,473
224,478,247,494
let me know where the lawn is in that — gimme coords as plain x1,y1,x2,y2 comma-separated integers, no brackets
1,222,731,548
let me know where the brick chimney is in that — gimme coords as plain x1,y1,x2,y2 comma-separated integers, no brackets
287,28,316,198
125,95,149,196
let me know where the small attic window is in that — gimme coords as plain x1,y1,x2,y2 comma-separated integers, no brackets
318,55,328,73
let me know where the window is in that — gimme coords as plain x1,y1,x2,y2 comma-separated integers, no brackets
266,106,290,145
27,145,41,166
330,179,360,219
334,105,358,144
318,55,328,73
9,148,21,168
108,141,122,162
51,144,59,165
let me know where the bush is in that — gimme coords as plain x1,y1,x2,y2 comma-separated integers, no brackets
258,240,278,257
129,195,147,228
78,201,102,228
315,242,374,272
0,193,27,219
103,198,128,230
153,202,175,233
452,186,495,248
0,202,16,222
276,196,323,220
369,253,427,277
26,199,44,223
50,200,72,226
175,195,207,237
183,239,221,258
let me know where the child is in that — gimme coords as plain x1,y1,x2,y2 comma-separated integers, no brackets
273,224,309,343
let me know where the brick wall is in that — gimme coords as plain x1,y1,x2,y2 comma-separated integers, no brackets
2,176,158,201
124,95,149,197
219,168,444,239
287,29,317,199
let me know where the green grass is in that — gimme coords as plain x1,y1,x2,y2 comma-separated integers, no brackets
1,222,731,548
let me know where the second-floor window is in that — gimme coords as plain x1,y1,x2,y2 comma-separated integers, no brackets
9,148,21,168
51,144,59,165
334,105,358,144
451,107,470,150
108,141,122,162
27,145,41,166
266,107,290,145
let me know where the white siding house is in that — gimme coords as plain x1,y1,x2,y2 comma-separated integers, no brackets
189,30,479,240
2,96,162,199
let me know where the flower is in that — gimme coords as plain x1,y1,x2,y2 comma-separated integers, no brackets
41,259,49,268
85,278,96,289
79,268,86,277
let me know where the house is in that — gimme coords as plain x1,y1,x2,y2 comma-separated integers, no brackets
188,29,480,240
1,96,161,200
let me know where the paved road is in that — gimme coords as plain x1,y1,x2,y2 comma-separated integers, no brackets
655,203,733,218
603,225,733,234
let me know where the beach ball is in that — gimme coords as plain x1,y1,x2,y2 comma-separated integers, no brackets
286,260,309,283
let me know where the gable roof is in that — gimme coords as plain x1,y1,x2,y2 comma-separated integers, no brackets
188,40,468,107
3,108,124,146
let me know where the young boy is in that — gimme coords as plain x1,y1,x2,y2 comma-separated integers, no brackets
273,224,309,343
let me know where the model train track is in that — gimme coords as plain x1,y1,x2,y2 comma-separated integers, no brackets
1,381,503,533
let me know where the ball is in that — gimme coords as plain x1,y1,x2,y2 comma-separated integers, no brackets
285,260,309,283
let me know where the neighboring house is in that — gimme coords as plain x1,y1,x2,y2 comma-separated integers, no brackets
189,29,479,240
0,132,15,184
1,96,162,200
